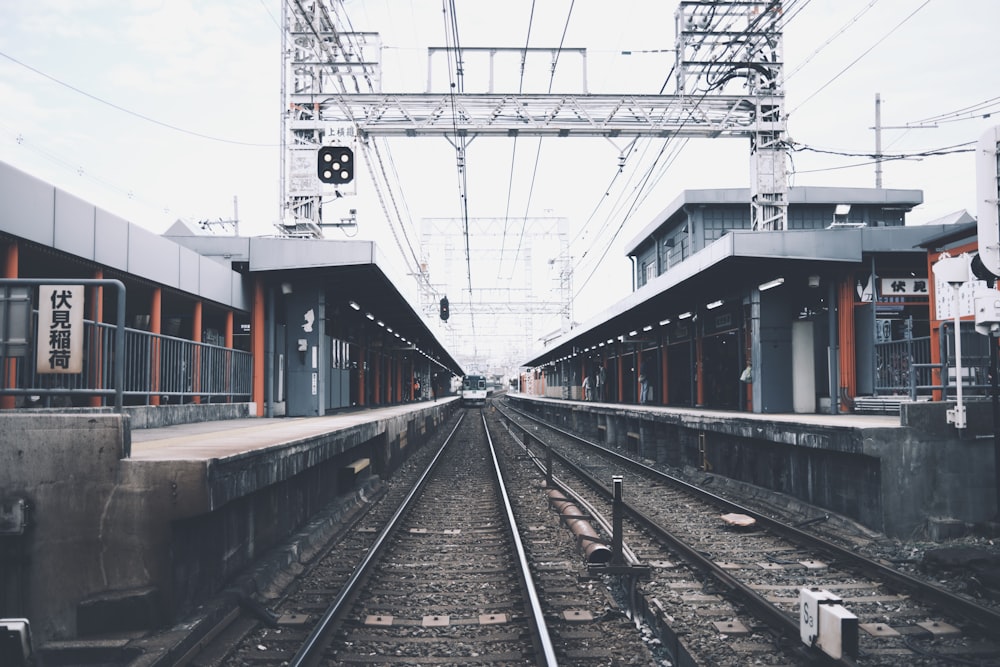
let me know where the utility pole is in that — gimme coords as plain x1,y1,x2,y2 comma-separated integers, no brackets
870,93,936,190
874,93,883,189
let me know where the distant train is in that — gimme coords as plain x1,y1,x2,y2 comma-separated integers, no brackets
460,375,489,406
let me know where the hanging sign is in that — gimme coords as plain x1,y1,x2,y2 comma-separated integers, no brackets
36,285,84,374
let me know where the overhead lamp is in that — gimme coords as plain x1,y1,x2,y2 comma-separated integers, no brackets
607,338,614,344
659,318,670,326
758,277,784,291
349,301,360,310
678,311,693,320
706,299,724,310
386,327,393,333
377,320,385,327
629,330,638,337
365,312,375,320
642,325,653,332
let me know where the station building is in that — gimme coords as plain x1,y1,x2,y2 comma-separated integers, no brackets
0,160,462,419
523,185,970,415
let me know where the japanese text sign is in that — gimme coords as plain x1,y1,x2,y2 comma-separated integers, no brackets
36,285,83,374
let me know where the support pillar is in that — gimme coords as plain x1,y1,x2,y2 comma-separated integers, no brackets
149,288,162,406
1,242,17,409
225,310,234,403
89,269,104,407
191,301,202,404
251,278,265,416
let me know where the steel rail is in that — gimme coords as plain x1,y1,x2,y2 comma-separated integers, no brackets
481,411,559,667
503,400,1000,637
287,413,466,667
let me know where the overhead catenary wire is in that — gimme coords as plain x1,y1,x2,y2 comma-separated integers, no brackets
441,0,479,360
789,0,932,116
505,0,577,282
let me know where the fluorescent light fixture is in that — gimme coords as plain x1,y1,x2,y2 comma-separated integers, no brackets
629,330,638,337
758,277,784,291
365,312,375,320
386,327,393,333
377,320,385,327
607,338,614,344
678,311,693,320
642,325,653,332
706,299,724,309
349,301,360,310
659,318,670,326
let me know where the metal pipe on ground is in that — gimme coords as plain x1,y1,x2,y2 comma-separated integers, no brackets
547,490,612,564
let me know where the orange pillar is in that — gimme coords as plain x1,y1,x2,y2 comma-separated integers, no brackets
357,344,366,406
150,288,162,406
616,348,624,403
395,353,402,403
837,277,857,412
224,310,234,403
191,301,202,404
89,269,104,406
695,335,704,407
251,279,265,416
1,242,18,409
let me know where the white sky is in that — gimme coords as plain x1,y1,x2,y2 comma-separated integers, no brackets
1,0,998,348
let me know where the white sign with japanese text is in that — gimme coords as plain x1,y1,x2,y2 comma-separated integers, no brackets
36,285,84,374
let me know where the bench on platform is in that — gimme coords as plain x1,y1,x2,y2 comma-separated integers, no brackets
339,457,371,490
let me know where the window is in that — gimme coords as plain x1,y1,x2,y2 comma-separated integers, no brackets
645,262,657,283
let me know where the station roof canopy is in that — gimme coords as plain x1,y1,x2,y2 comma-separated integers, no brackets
625,186,925,256
166,230,465,378
523,223,957,369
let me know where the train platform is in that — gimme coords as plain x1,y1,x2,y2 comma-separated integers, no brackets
130,400,457,461
508,392,999,541
0,397,459,646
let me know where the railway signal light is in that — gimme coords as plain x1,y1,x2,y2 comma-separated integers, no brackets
439,297,449,321
317,146,354,184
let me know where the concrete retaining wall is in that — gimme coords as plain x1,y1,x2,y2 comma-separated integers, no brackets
0,401,457,643
511,395,999,539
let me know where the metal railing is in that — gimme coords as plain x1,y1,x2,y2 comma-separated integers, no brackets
874,336,931,395
120,325,252,403
874,331,994,400
2,317,251,407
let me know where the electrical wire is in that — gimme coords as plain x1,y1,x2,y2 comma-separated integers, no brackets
789,0,932,115
441,0,479,361
0,50,275,147
505,0,577,281
909,96,1000,125
496,0,537,278
783,0,879,82
570,3,785,303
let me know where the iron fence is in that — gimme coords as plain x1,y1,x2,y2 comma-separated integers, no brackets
2,317,252,407
874,336,931,395
876,327,995,400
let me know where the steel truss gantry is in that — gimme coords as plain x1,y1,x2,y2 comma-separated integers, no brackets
281,1,787,232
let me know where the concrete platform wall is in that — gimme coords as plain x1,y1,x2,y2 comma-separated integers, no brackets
511,396,998,539
0,401,457,642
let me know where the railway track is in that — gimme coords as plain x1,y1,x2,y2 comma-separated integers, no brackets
496,399,1000,666
193,408,661,666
